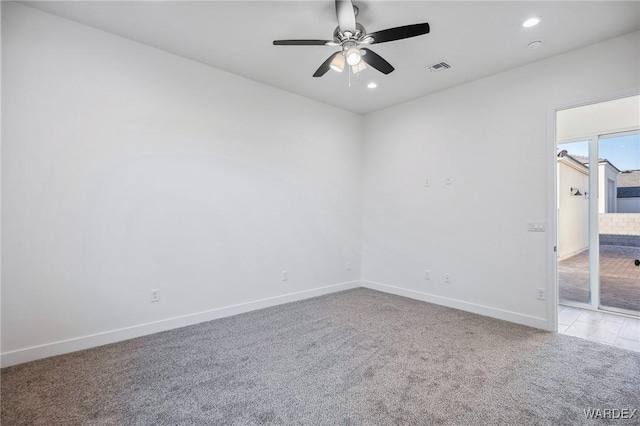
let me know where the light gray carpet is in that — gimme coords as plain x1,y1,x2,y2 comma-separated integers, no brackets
2,288,639,425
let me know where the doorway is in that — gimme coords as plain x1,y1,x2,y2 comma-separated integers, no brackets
555,95,640,347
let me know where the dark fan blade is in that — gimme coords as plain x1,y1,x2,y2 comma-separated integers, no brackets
361,48,394,74
313,52,341,77
273,40,333,46
368,23,430,44
335,0,356,33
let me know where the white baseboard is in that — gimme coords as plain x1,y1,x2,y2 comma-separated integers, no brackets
1,280,361,368
2,279,550,367
362,280,549,331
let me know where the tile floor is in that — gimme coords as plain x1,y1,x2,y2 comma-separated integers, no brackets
558,304,640,352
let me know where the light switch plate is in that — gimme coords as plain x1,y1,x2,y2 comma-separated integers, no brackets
528,221,545,232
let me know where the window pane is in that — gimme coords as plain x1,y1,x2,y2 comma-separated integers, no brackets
557,140,591,305
598,133,640,314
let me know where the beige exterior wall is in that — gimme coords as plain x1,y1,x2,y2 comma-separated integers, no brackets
558,160,589,260
599,213,640,236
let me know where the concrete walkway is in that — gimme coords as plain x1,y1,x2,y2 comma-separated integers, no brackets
559,245,640,312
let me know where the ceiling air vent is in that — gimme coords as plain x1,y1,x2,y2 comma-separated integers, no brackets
427,61,451,72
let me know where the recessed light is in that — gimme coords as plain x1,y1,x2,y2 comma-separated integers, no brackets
367,82,377,89
528,40,543,49
522,17,541,28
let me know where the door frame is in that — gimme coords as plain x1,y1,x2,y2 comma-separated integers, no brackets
548,88,640,332
555,133,600,313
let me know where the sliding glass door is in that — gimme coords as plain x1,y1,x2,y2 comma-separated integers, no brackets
557,131,640,316
597,132,640,315
557,140,591,306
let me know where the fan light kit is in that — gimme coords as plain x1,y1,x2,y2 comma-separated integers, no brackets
330,54,345,72
273,0,430,84
351,60,367,74
346,47,362,66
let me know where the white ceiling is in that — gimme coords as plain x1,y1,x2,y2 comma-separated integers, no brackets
18,1,640,115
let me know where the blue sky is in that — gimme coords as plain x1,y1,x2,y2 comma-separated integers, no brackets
560,134,640,171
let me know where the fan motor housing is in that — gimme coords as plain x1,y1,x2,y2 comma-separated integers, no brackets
333,23,367,44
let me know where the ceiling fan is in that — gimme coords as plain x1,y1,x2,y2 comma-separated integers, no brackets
273,0,430,78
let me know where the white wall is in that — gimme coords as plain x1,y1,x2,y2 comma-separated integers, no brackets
361,31,640,329
598,163,619,214
556,95,640,141
3,2,640,366
0,1,3,363
1,3,363,365
557,161,589,260
618,198,640,213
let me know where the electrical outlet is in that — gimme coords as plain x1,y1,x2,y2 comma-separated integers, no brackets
445,176,452,185
346,261,352,271
537,288,546,300
282,271,289,281
424,178,431,187
444,273,452,283
424,270,431,280
151,289,160,303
